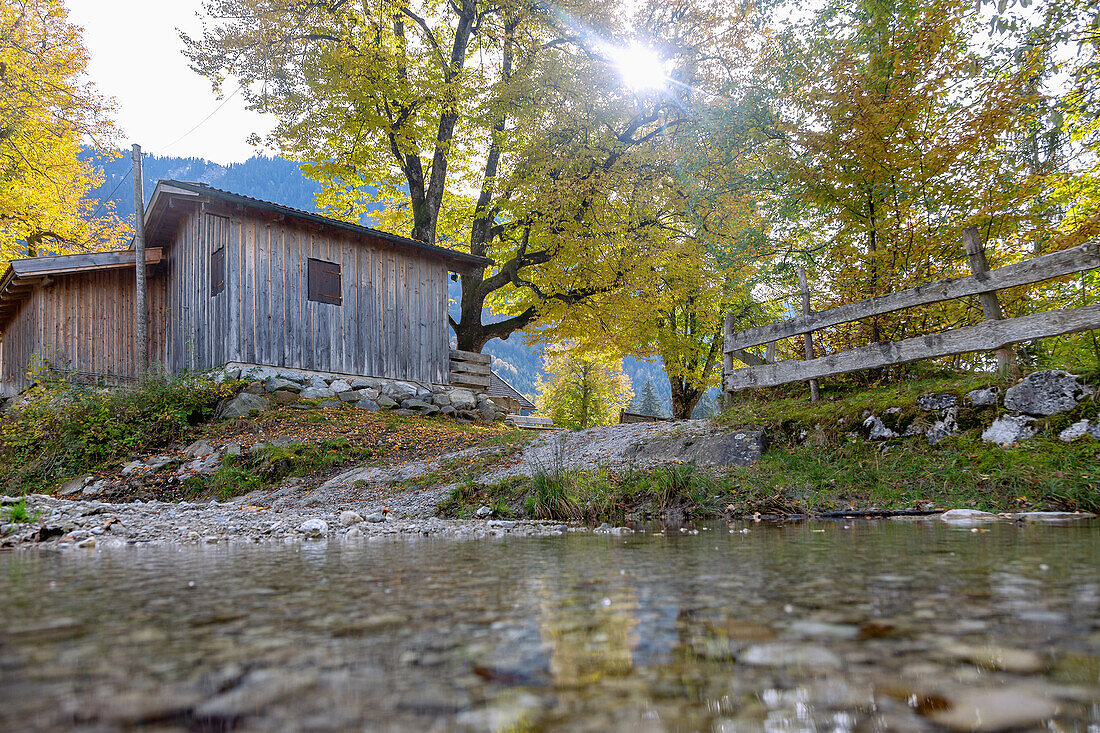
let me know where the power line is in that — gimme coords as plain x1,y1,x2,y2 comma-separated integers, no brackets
87,167,132,222
151,83,245,155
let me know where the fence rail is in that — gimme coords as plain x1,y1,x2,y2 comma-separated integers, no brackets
723,234,1100,395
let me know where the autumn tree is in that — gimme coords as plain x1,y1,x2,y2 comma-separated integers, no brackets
184,0,708,352
772,0,1044,350
0,0,125,270
535,346,632,429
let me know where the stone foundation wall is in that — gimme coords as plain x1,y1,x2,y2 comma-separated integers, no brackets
217,363,508,423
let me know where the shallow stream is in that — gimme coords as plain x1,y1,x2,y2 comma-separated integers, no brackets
2,519,1098,731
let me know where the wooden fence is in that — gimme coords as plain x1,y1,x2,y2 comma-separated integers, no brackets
449,348,491,391
723,232,1100,395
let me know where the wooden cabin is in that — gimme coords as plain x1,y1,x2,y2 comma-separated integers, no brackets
487,370,536,416
0,181,491,397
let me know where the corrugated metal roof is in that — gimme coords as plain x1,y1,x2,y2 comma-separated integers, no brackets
488,370,535,409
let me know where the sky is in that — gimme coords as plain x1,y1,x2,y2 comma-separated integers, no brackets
67,0,274,163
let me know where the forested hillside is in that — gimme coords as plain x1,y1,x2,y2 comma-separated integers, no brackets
85,152,327,218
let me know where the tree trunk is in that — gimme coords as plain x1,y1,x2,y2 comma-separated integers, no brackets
669,377,703,420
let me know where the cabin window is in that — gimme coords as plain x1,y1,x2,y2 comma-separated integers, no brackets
210,247,226,296
307,258,342,305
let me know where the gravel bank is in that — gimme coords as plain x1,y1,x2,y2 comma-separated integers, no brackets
0,494,585,550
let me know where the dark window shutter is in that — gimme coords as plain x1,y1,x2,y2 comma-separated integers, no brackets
206,213,230,297
308,258,342,305
211,247,226,296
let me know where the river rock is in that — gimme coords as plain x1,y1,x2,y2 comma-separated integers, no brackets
298,518,328,537
59,477,88,496
1017,511,1097,522
922,686,1059,731
216,393,274,419
917,393,957,411
339,511,363,527
740,643,843,670
940,509,1002,524
628,429,767,467
476,505,493,518
981,415,1037,446
942,642,1047,673
966,386,999,407
1003,370,1092,416
365,512,385,522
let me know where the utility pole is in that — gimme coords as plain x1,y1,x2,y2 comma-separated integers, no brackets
132,144,148,372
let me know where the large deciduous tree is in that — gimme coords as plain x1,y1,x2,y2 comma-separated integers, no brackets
184,0,701,352
0,0,125,270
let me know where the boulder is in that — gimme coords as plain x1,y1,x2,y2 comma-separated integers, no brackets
924,407,959,446
1059,419,1100,442
298,518,328,537
355,399,379,411
356,387,380,401
350,377,378,390
982,415,1037,446
299,385,336,401
217,393,274,419
1003,370,1092,416
965,386,999,407
402,399,434,411
476,505,493,518
629,429,767,467
265,377,302,393
862,416,898,441
940,508,1003,523
448,388,478,411
917,393,957,411
270,390,300,405
375,396,398,409
328,379,353,394
337,390,361,403
433,392,452,406
339,511,363,527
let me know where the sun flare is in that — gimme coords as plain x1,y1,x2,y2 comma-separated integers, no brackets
610,43,668,92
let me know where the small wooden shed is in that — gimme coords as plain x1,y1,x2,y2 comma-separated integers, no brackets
0,181,491,396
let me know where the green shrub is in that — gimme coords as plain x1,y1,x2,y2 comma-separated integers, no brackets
0,371,239,494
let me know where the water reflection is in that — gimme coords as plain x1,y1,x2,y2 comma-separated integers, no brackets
0,519,1097,731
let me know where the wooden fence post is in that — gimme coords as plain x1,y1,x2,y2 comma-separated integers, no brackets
765,341,776,364
962,226,1020,379
797,267,820,402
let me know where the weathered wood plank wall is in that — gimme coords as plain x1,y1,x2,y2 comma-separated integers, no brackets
0,269,168,394
165,204,451,384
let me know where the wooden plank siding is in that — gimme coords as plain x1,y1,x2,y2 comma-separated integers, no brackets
2,195,457,395
165,204,451,384
0,268,167,394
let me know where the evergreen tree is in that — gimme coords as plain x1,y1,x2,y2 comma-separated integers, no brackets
634,380,663,417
